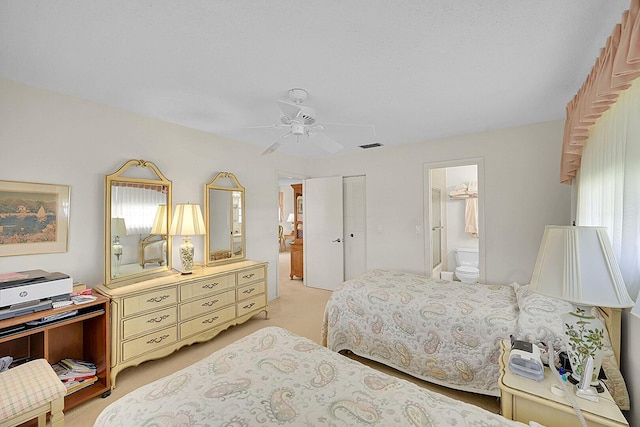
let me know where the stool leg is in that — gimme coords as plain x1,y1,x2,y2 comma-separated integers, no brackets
49,397,65,427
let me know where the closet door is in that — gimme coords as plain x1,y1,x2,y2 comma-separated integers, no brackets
304,176,344,290
343,176,366,280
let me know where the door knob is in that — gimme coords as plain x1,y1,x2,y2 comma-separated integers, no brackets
332,238,342,243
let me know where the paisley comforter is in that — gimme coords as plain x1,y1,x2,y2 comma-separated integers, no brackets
322,270,519,396
94,326,530,426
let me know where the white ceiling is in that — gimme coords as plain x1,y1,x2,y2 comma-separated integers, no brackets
0,1,629,158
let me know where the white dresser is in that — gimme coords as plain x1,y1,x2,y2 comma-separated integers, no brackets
95,260,268,387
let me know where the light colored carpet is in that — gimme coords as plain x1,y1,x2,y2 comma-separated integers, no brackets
65,251,498,426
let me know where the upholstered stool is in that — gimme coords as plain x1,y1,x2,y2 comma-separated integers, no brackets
0,358,66,427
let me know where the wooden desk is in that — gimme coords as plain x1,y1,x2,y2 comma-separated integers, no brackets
0,296,112,410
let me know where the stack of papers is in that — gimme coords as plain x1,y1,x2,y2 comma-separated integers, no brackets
51,358,98,395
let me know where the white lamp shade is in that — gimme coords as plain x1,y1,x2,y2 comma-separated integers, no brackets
111,217,127,237
529,226,634,308
150,204,167,235
170,204,206,236
286,213,295,223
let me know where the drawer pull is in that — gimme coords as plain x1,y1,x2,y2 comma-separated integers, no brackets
202,282,219,289
242,302,256,310
147,314,170,323
147,295,170,303
242,273,255,279
203,316,219,324
242,288,255,294
202,299,219,307
147,334,169,344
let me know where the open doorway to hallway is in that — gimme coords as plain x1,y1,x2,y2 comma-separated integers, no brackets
277,174,303,290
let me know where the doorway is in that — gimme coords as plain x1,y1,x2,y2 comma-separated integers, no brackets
276,174,367,293
424,158,485,283
277,172,305,296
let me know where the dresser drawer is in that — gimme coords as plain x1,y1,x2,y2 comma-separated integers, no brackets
237,295,266,317
237,267,265,286
122,326,177,361
179,305,235,338
122,306,177,339
237,281,265,301
180,274,234,301
179,289,235,320
123,288,177,317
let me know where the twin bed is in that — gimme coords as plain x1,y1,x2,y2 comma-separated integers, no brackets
95,326,532,426
321,270,629,408
94,269,629,426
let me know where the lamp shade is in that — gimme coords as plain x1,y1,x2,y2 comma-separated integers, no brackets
169,203,206,237
286,213,295,223
529,226,633,308
111,217,127,237
150,204,168,235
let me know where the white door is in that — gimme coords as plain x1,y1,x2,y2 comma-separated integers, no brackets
304,176,344,290
343,176,366,279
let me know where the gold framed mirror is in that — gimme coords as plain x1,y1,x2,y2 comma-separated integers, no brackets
104,159,172,286
204,172,245,265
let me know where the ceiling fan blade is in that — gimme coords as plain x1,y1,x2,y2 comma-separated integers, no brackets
245,124,286,130
261,131,292,156
313,134,343,154
276,100,302,119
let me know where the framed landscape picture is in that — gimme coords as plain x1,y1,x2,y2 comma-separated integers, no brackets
0,180,70,257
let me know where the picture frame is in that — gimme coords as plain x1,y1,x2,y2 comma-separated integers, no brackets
0,180,70,257
296,196,303,215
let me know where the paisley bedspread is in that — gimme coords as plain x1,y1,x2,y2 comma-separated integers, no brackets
322,269,519,396
94,326,530,427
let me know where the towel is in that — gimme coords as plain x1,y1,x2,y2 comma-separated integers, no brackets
465,197,478,237
467,181,478,197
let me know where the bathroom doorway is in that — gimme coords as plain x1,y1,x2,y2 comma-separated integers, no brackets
424,158,485,283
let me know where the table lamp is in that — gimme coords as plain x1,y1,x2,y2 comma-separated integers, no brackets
286,212,295,232
150,204,168,235
529,226,634,388
169,203,206,274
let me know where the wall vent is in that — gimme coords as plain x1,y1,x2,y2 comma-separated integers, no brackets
359,142,383,149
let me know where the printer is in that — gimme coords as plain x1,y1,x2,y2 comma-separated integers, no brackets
0,270,73,320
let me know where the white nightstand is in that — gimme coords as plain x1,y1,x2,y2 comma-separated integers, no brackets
499,340,628,427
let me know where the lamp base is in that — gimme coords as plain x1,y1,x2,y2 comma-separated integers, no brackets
562,305,605,387
179,236,194,273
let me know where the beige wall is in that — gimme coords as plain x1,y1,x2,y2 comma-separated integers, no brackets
306,120,572,285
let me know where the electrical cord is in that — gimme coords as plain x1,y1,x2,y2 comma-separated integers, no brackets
547,343,587,427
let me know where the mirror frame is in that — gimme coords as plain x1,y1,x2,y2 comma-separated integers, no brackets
104,159,172,287
204,172,246,266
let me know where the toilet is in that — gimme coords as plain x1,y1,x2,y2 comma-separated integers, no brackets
454,247,479,283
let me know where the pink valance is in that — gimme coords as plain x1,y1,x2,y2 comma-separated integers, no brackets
560,0,640,184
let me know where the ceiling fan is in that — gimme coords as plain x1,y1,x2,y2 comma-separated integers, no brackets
252,88,375,155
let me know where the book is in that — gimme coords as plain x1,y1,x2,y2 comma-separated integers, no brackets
64,376,98,395
71,294,97,305
59,358,96,374
51,362,96,381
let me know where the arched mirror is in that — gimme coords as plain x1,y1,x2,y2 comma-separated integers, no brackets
104,159,172,286
204,172,245,265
